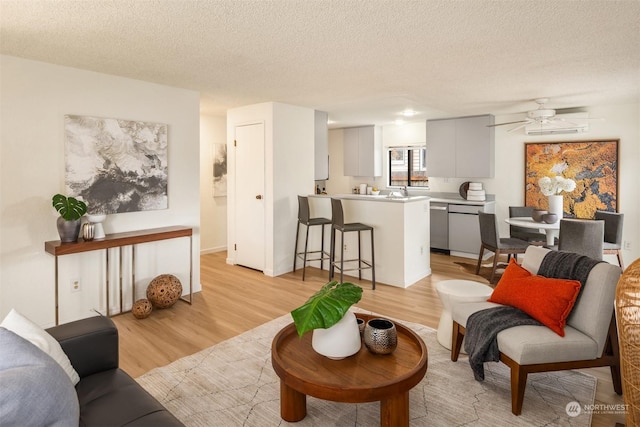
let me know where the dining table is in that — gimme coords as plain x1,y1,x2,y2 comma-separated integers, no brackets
504,216,560,246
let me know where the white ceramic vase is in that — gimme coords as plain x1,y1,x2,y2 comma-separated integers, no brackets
547,195,564,220
86,214,107,239
311,311,361,360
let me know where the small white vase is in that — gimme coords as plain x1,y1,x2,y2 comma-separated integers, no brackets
312,311,361,360
86,214,107,239
547,195,564,220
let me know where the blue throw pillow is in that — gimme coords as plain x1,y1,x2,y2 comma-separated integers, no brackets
0,327,79,426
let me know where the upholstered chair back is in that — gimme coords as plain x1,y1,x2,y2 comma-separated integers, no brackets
522,246,621,356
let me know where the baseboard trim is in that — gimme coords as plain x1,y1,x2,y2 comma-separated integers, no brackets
200,246,227,255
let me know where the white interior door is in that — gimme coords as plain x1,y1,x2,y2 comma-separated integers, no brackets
234,123,265,271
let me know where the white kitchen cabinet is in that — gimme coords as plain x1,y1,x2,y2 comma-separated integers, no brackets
426,114,495,178
343,125,382,177
314,110,329,180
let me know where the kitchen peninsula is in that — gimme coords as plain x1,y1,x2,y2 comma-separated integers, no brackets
307,194,430,288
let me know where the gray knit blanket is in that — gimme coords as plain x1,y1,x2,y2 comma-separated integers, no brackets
465,250,602,381
537,250,602,305
464,306,541,380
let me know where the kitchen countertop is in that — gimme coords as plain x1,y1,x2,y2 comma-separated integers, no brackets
424,191,495,206
309,192,494,205
308,194,429,203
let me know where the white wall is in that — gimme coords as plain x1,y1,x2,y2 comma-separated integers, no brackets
200,114,227,253
0,56,201,327
226,102,315,277
490,103,640,266
328,103,640,265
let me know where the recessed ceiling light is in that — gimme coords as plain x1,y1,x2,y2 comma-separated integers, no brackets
401,109,417,117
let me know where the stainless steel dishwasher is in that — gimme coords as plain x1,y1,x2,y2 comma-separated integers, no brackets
448,204,482,255
430,202,449,251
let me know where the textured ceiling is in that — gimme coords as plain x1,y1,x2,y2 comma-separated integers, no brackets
1,0,639,128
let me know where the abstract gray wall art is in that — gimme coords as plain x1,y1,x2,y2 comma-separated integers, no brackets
64,115,168,214
213,144,227,197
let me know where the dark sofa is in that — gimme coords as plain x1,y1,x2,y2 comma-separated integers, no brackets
46,315,183,427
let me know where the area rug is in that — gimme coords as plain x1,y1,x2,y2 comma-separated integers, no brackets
137,310,595,426
454,260,508,283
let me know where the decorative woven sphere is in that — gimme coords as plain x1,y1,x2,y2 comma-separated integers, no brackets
147,274,182,309
132,299,153,319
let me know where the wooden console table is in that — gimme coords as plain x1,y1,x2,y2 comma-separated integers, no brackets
45,226,193,325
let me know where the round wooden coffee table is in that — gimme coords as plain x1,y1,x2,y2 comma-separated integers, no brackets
271,313,428,427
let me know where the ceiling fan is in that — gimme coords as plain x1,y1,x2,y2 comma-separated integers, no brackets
488,98,590,133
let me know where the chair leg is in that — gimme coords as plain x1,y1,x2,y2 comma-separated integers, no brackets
329,227,336,280
475,245,485,275
302,225,310,281
489,250,500,284
320,224,326,271
607,315,623,395
451,321,464,362
370,228,375,290
357,230,362,280
510,365,528,416
617,250,625,271
293,222,300,273
339,231,344,284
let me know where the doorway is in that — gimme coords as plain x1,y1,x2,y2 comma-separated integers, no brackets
234,123,265,271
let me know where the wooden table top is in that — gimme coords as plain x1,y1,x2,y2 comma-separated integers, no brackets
271,313,428,403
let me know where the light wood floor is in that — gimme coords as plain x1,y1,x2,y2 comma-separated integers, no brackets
112,251,624,426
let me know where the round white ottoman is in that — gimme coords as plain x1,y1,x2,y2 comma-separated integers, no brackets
436,280,493,350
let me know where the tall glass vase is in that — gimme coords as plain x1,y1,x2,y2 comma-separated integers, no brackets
547,195,564,220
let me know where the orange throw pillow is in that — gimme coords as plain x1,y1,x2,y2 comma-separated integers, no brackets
488,259,581,336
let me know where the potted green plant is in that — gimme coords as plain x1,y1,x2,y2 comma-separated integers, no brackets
290,281,363,359
52,193,87,243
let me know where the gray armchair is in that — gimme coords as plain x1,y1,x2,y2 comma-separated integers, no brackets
451,246,622,415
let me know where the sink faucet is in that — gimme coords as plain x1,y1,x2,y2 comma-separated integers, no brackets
402,186,409,196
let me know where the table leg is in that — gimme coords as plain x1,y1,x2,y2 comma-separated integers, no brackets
544,229,558,246
280,381,306,422
436,310,453,349
380,392,409,427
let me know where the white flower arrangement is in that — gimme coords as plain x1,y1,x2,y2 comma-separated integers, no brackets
538,176,576,196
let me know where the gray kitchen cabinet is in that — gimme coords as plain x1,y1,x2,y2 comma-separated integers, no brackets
343,125,382,177
426,114,495,178
314,110,329,180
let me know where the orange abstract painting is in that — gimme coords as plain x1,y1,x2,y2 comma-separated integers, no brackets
524,140,618,218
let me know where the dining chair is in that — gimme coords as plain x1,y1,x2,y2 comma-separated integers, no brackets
595,210,624,269
508,206,546,245
477,212,530,284
557,219,604,261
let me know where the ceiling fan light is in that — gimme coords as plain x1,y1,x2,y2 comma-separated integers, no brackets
528,109,556,120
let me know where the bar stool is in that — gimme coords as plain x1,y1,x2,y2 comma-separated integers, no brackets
329,198,376,290
293,196,332,280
